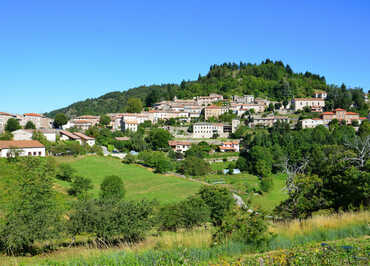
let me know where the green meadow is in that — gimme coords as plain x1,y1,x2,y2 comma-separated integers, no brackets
54,156,202,204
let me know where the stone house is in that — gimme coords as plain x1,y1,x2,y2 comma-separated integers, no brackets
219,140,240,152
168,140,192,153
0,112,16,133
204,105,229,120
193,122,224,138
12,129,58,142
292,98,325,112
73,132,96,146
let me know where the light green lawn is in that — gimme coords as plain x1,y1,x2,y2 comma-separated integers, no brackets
55,156,202,204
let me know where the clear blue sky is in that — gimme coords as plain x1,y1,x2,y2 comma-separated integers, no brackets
1,0,369,114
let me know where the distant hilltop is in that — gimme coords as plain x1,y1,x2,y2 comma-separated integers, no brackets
46,60,367,118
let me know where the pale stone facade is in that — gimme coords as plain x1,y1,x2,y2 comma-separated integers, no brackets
292,98,325,112
193,122,224,138
168,140,191,153
204,105,229,120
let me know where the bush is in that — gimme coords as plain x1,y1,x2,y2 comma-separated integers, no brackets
68,176,93,196
123,153,136,164
212,208,272,247
56,163,76,182
100,175,125,202
177,157,211,176
260,176,273,192
198,186,234,226
158,196,210,231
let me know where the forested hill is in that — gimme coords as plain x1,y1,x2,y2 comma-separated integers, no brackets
46,59,363,117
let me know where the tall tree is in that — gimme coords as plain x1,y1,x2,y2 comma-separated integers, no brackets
53,113,68,128
24,121,36,129
0,158,63,254
5,118,21,132
126,98,143,113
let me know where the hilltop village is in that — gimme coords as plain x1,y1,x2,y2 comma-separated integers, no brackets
0,91,369,158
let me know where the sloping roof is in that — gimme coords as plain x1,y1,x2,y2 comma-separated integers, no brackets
24,113,43,117
115,137,130,141
322,112,334,115
73,132,95,140
0,112,14,117
346,112,359,115
294,98,325,101
60,130,80,140
334,108,346,111
168,140,191,146
0,140,44,149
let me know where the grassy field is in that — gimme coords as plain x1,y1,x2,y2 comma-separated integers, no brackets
54,156,202,204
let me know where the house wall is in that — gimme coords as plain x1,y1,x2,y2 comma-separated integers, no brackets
0,147,46,158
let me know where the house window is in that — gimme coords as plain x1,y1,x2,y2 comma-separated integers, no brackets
28,152,32,156
33,152,37,156
39,152,42,156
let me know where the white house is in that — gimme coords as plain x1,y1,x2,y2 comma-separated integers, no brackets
0,140,45,158
219,140,240,152
301,118,327,129
122,121,138,132
168,140,192,153
73,132,96,147
292,98,325,112
60,130,82,144
193,122,224,138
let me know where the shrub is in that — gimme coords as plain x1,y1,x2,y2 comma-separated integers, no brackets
158,196,210,231
198,186,234,226
260,176,273,192
177,157,211,176
100,175,125,202
68,176,93,196
213,208,271,247
123,153,136,164
56,163,76,181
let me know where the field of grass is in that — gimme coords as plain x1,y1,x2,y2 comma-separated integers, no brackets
54,156,202,204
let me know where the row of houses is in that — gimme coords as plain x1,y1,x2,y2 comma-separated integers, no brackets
0,112,53,133
302,109,367,128
168,140,240,153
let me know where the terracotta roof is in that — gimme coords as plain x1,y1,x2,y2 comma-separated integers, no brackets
314,90,327,93
220,146,237,150
0,112,14,117
334,108,346,111
294,98,325,101
73,132,95,140
0,140,44,149
168,140,191,146
346,112,359,115
124,121,138,124
24,113,43,117
222,140,240,145
115,137,130,141
359,117,367,120
60,130,80,140
322,112,334,115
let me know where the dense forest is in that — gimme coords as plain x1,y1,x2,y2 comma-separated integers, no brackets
47,60,367,117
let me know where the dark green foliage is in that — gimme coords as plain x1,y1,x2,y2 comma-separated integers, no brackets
100,175,125,202
0,157,63,255
260,176,273,192
138,151,174,173
358,120,370,138
5,118,21,132
274,175,327,220
123,153,136,164
53,113,68,128
198,186,234,226
177,156,211,176
46,60,334,117
68,198,155,244
158,196,210,231
146,128,172,150
126,97,143,113
99,115,111,126
57,163,76,181
185,142,211,158
213,209,271,247
0,131,13,140
24,121,36,129
68,176,93,196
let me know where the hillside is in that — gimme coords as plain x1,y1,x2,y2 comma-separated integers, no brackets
46,60,330,118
